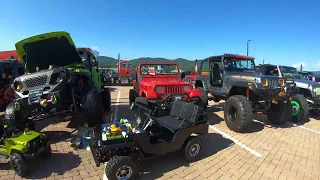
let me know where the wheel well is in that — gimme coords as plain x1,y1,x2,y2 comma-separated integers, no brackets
141,92,146,97
296,88,312,98
228,86,247,96
195,80,203,88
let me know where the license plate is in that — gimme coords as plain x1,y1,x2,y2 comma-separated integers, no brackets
29,89,43,98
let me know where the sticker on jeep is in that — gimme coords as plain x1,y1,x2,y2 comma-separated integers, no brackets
231,75,255,80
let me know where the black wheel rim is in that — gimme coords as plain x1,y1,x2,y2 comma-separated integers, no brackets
229,107,237,121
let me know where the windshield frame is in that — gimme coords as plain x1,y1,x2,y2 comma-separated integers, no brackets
139,63,180,75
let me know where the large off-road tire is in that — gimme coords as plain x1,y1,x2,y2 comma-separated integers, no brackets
9,153,28,177
224,95,252,133
290,94,309,123
197,87,208,110
101,88,111,112
4,101,25,130
129,89,137,107
40,142,52,158
183,136,204,162
80,84,104,126
267,102,292,125
105,156,138,180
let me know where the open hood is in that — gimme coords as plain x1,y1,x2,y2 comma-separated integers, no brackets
15,31,82,72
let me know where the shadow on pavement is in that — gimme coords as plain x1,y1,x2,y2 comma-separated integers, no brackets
43,131,72,144
253,113,311,129
137,133,234,180
103,87,118,92
25,152,81,179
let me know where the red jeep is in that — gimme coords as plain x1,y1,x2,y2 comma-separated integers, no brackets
129,62,204,112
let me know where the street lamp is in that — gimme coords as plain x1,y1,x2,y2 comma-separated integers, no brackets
247,40,251,56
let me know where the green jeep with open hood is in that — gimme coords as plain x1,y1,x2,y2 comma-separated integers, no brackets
3,31,111,130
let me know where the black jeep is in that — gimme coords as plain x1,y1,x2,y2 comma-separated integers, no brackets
256,64,310,121
195,54,296,132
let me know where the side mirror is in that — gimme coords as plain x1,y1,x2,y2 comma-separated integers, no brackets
181,72,186,79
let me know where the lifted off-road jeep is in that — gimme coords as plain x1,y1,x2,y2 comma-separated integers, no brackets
195,54,296,132
4,31,111,130
256,64,310,122
129,62,204,115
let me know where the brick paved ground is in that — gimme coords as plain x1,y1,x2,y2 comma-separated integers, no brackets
1,86,319,180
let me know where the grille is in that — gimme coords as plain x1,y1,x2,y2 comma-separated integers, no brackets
268,79,279,89
164,86,184,94
24,75,48,88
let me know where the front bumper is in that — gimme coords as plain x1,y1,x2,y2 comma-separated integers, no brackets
14,91,63,112
252,82,295,102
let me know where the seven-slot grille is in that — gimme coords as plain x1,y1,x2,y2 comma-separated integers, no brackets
164,86,184,94
24,75,48,88
268,79,279,89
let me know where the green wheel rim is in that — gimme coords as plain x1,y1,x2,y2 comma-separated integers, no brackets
291,100,300,116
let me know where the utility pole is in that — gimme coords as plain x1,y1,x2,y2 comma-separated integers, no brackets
247,40,251,56
263,59,264,65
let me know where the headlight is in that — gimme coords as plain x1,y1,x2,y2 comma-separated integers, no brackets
261,78,268,86
184,86,191,92
279,79,285,86
155,86,164,93
14,81,23,91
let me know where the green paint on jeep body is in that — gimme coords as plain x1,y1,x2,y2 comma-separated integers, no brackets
0,129,43,156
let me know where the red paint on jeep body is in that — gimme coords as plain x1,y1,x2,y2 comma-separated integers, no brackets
135,62,200,100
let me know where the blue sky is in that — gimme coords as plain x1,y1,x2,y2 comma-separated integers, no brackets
0,0,319,70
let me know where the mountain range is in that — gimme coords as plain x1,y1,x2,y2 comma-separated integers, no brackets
97,56,197,71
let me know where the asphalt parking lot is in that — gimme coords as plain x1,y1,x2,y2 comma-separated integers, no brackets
1,86,320,180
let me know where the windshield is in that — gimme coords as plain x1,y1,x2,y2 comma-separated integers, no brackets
224,59,255,71
279,66,304,79
140,64,179,75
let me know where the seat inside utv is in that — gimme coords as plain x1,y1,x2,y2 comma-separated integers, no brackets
151,100,207,133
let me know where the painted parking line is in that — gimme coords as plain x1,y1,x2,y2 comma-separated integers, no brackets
287,122,320,135
103,90,121,180
209,125,263,158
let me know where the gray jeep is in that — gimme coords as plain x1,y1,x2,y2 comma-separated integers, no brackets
195,54,296,133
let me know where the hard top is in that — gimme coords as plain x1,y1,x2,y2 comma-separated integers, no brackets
204,53,255,61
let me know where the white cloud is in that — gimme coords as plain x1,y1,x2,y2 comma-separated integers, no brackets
292,62,307,70
315,61,320,69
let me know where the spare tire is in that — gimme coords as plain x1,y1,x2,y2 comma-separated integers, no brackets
224,95,252,133
81,84,104,126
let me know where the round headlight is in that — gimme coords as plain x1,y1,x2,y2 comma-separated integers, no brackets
184,86,191,92
155,86,164,93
